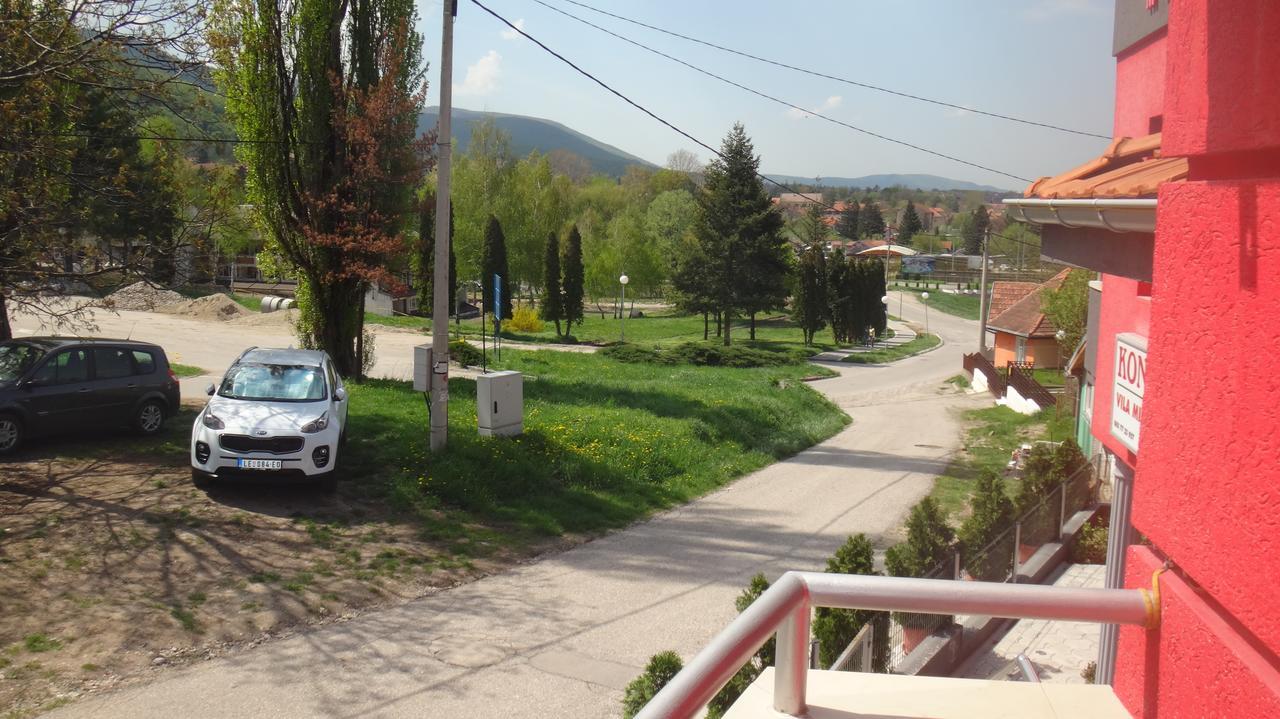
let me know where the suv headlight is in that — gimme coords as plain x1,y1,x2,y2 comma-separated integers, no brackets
300,411,329,434
202,411,225,430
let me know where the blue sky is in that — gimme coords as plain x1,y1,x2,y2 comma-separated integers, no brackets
417,0,1117,191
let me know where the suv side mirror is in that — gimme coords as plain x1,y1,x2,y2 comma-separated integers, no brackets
206,383,216,396
334,387,346,402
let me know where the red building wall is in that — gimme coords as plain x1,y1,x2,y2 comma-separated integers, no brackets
1114,1,1280,715
1113,28,1167,138
1089,277,1149,465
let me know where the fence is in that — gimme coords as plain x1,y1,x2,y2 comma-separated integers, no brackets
822,461,1099,674
1008,362,1058,408
964,352,1006,397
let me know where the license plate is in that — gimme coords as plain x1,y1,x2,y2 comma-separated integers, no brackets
237,458,282,470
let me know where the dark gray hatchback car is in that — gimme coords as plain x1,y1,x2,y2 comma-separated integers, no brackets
0,337,181,454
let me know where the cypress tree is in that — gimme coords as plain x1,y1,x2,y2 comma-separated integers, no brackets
562,224,585,331
899,200,922,246
860,201,886,238
540,231,563,336
827,251,849,344
792,244,828,345
480,214,513,321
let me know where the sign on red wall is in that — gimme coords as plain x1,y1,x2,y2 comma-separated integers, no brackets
1111,333,1147,453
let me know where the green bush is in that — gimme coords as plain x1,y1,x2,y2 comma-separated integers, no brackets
599,342,800,368
959,470,1016,581
885,498,956,630
813,534,888,671
449,339,485,367
1072,520,1108,564
622,651,684,719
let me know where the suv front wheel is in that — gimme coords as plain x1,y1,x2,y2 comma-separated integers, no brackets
0,414,22,455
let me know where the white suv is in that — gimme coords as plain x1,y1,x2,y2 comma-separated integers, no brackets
191,347,348,490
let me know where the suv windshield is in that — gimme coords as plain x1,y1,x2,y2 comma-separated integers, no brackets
0,343,43,383
218,363,326,402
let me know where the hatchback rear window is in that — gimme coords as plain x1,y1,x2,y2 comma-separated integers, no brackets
132,350,157,375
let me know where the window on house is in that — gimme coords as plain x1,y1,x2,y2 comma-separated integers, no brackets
1015,337,1027,362
1149,115,1163,134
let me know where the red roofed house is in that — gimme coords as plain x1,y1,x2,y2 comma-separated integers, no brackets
986,270,1070,369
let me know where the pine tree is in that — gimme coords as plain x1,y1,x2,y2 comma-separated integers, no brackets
963,205,989,255
415,198,456,316
792,244,828,345
695,123,785,346
481,215,513,321
836,202,860,239
540,231,563,336
960,470,1016,580
561,224,585,331
827,252,849,344
859,201,886,238
813,534,887,670
899,200,922,246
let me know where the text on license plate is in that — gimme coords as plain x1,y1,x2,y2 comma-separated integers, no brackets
237,458,283,470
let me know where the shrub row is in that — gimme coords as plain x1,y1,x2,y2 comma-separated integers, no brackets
601,341,804,368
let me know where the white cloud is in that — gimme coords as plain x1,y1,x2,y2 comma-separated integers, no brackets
787,95,842,119
457,50,501,96
500,18,525,40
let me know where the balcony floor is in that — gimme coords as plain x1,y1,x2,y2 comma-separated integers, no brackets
724,668,1130,718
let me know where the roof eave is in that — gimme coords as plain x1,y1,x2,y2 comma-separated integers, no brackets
1003,198,1158,234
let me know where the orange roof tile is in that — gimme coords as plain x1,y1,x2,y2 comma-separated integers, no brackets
1024,132,1187,199
987,281,1040,321
988,270,1071,338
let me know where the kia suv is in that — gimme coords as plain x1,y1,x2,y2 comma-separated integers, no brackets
0,338,180,455
191,347,348,489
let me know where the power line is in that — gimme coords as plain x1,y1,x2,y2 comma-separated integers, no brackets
468,0,834,207
544,0,1110,140
530,0,1031,183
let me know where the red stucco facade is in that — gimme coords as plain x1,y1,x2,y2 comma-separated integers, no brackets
1106,1,1280,715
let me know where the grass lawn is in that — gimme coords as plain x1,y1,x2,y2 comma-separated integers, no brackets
840,334,941,364
370,308,846,354
229,293,262,312
343,349,847,535
898,287,981,321
928,404,1075,524
1032,368,1065,387
170,363,205,378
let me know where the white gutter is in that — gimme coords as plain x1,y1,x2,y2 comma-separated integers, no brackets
1004,198,1158,233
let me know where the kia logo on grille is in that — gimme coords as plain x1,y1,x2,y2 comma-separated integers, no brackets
255,430,268,436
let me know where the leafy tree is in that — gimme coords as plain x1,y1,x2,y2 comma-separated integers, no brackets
792,245,828,345
1042,268,1091,355
859,201,886,238
506,151,571,302
959,470,1016,580
621,651,683,719
836,202,860,239
540,232,563,336
481,215,513,321
414,197,456,316
963,205,989,255
813,534,888,671
899,201,922,247
211,0,429,375
695,123,786,346
451,118,514,283
562,224,585,331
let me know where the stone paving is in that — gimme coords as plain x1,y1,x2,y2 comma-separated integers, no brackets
955,563,1105,684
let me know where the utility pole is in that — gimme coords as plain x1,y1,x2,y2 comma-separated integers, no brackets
430,0,456,451
976,227,991,354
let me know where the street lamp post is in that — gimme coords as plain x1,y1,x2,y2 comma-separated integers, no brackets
921,291,931,337
880,295,889,347
619,274,630,342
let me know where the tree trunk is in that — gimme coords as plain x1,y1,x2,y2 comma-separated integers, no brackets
750,312,757,341
354,290,367,382
0,293,11,341
703,312,708,340
715,312,722,337
723,310,732,346
554,318,561,337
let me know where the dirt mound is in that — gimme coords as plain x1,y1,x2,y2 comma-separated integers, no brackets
106,282,186,311
170,293,250,321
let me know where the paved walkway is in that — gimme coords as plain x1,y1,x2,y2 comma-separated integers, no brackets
42,292,984,719
955,563,1105,684
810,321,919,362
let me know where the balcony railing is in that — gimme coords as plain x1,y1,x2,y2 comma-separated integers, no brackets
635,572,1156,719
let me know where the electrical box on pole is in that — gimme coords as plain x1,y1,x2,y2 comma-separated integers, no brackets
413,345,432,392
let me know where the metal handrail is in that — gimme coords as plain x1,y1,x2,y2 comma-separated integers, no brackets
635,571,1155,719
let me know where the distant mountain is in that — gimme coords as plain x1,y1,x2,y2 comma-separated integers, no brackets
764,173,1014,193
420,107,654,178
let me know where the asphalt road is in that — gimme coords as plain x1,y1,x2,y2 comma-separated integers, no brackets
36,291,985,719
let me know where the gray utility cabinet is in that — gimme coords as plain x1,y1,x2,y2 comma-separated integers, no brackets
476,370,523,437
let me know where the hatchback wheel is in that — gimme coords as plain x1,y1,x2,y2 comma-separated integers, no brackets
0,415,22,455
135,401,166,436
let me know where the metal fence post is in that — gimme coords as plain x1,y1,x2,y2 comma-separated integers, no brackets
1012,522,1022,584
954,549,962,581
774,600,811,715
861,622,874,671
